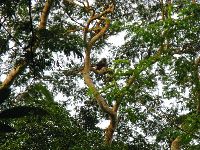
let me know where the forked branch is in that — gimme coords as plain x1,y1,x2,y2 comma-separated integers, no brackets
82,0,117,145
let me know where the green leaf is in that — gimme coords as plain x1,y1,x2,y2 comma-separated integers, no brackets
33,83,54,102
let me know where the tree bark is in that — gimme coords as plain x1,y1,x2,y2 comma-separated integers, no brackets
171,136,181,150
104,117,117,145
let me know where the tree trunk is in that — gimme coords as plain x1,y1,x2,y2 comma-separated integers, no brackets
171,136,181,150
104,115,118,145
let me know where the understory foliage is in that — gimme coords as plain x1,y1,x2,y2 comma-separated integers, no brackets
0,0,200,149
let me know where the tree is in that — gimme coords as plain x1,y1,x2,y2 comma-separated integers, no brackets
0,0,200,149
0,82,105,149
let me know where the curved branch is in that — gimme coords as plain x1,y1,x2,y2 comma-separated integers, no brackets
83,73,115,116
88,19,110,49
83,4,114,47
82,1,115,116
82,1,117,145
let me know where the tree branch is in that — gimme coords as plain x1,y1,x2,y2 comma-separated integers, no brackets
39,0,53,29
81,1,117,145
83,4,114,48
171,136,181,150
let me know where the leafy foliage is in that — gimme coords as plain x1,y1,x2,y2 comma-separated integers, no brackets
0,106,48,119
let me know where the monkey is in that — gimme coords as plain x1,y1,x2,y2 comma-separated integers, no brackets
95,58,109,81
96,58,108,71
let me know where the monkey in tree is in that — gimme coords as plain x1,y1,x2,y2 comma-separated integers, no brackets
95,58,111,81
96,58,108,71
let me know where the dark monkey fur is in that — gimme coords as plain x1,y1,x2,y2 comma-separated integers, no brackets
96,58,108,70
